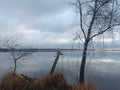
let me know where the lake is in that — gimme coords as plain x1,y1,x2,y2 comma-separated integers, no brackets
0,51,120,90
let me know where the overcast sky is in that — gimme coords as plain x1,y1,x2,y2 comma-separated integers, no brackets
0,0,80,48
0,0,120,49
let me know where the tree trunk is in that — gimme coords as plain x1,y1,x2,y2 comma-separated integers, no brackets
13,60,17,75
79,41,88,83
50,54,60,75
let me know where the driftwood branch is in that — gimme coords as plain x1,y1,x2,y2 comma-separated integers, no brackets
50,50,63,75
21,74,32,82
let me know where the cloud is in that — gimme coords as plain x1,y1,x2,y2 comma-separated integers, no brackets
0,0,78,48
0,0,73,17
0,0,119,49
0,0,120,49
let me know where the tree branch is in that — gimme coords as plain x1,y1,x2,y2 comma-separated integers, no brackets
15,52,29,61
89,2,119,40
89,24,120,40
86,0,98,42
95,0,110,13
77,0,87,40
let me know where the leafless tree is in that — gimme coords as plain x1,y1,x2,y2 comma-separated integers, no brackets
72,0,120,83
4,39,32,75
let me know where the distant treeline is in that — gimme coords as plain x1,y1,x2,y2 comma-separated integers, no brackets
0,48,120,52
0,48,82,52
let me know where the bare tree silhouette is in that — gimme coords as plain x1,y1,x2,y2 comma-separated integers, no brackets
4,39,32,74
72,0,120,83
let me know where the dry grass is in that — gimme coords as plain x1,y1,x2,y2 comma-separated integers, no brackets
72,81,95,90
0,72,95,90
38,73,71,90
0,72,26,90
0,72,70,90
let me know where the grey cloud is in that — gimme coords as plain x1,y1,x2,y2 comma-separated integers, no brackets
0,0,75,32
0,0,73,17
24,9,76,33
0,0,77,48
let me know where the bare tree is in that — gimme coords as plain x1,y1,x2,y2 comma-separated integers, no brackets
72,0,120,83
4,39,32,75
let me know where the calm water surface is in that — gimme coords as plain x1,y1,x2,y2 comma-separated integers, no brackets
0,51,120,90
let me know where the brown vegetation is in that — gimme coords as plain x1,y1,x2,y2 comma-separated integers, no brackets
0,72,95,90
72,82,95,90
0,72,26,90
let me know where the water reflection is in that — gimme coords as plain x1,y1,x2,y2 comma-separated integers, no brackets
0,51,120,90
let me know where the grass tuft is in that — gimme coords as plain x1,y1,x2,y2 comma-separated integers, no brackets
72,81,95,90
